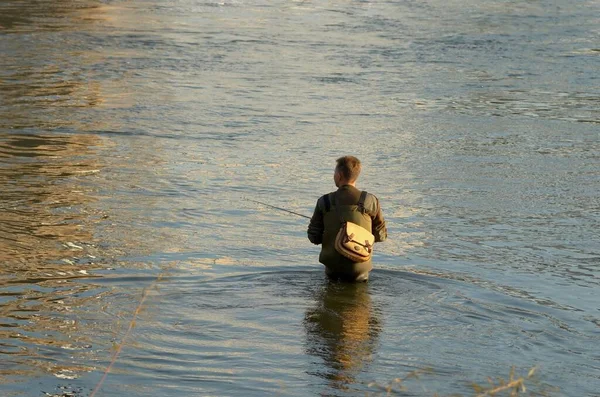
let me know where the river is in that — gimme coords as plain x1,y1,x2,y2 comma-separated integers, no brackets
1,0,599,396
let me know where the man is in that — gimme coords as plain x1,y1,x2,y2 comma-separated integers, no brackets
307,156,387,281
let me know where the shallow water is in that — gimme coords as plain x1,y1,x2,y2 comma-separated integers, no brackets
1,0,599,396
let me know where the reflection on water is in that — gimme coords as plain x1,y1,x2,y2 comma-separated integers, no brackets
0,0,125,384
0,130,111,381
0,67,104,131
0,1,108,32
0,1,117,131
0,133,104,272
304,281,381,392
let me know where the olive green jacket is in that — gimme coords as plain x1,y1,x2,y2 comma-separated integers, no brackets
307,185,387,276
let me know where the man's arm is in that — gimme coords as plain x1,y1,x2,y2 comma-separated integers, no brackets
307,200,324,245
371,196,387,243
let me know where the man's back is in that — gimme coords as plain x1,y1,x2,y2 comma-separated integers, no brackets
308,184,387,281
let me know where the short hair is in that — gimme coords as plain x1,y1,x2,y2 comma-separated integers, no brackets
335,156,362,182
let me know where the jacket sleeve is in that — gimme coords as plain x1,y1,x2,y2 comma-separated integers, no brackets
307,199,324,245
369,195,387,243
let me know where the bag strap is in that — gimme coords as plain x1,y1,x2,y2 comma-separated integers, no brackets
322,193,331,213
326,190,368,216
330,192,345,225
358,190,368,214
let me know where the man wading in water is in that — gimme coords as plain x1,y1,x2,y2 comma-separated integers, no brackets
307,156,387,282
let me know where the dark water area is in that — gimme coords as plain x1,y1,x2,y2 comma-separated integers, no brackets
1,0,599,396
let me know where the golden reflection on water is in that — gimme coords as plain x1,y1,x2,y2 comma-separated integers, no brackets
304,281,381,391
0,1,111,32
0,133,105,272
0,1,133,130
0,1,132,382
0,0,129,271
0,130,111,379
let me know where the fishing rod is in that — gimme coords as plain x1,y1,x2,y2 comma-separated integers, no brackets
247,197,399,256
246,198,311,219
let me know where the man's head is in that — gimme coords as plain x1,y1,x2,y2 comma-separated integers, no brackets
334,156,362,187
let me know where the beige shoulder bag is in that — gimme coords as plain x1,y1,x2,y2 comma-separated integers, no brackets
331,191,374,263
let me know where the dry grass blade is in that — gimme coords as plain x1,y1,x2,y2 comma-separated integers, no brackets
368,366,546,396
474,367,539,396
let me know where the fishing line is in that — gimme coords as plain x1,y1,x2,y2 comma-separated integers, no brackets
90,266,172,397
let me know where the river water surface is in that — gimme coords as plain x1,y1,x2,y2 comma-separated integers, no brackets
1,1,599,396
